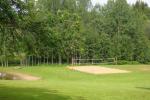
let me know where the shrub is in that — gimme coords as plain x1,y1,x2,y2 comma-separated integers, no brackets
117,60,140,65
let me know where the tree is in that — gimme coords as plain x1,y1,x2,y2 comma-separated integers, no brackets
0,0,30,66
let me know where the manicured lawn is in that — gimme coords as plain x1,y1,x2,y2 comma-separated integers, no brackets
0,65,150,100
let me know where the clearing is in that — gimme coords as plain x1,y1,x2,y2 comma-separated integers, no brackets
0,65,150,100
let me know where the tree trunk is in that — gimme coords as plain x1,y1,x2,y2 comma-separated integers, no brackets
51,54,54,64
71,56,74,65
6,59,8,67
44,56,46,64
34,56,36,65
47,57,49,65
115,57,118,65
40,56,41,65
28,56,30,66
4,59,6,67
67,57,69,64
59,54,62,65
25,57,27,67
1,59,3,67
20,59,22,66
32,55,34,66
38,56,40,66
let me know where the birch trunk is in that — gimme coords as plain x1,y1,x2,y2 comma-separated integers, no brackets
59,54,62,65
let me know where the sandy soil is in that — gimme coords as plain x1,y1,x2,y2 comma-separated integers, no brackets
68,66,130,74
9,72,41,80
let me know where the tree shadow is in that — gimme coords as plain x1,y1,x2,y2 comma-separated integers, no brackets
0,84,72,100
136,87,150,91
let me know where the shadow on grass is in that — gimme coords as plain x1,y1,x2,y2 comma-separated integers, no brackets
0,84,72,100
136,87,150,91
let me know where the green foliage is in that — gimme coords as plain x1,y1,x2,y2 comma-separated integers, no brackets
1,0,150,65
117,60,140,65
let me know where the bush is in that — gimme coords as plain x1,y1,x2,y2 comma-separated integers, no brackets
117,60,140,65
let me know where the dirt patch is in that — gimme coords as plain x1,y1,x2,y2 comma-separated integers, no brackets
68,66,130,75
1,72,41,81
13,73,40,80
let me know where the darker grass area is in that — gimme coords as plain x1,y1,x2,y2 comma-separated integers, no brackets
0,84,72,100
136,87,150,91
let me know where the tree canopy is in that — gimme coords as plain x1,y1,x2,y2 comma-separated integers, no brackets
1,0,150,66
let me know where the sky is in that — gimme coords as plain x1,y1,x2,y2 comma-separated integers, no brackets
92,0,150,6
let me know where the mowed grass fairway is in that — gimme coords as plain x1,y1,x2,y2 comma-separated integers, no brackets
0,65,150,100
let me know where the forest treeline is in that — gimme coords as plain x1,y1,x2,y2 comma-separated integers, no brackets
0,0,150,66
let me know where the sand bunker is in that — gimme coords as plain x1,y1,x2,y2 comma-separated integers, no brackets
68,66,130,74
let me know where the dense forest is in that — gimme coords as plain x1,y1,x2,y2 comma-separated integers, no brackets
0,0,150,66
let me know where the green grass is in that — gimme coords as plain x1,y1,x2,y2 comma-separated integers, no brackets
0,65,150,100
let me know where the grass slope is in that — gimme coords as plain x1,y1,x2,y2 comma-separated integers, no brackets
0,65,150,100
